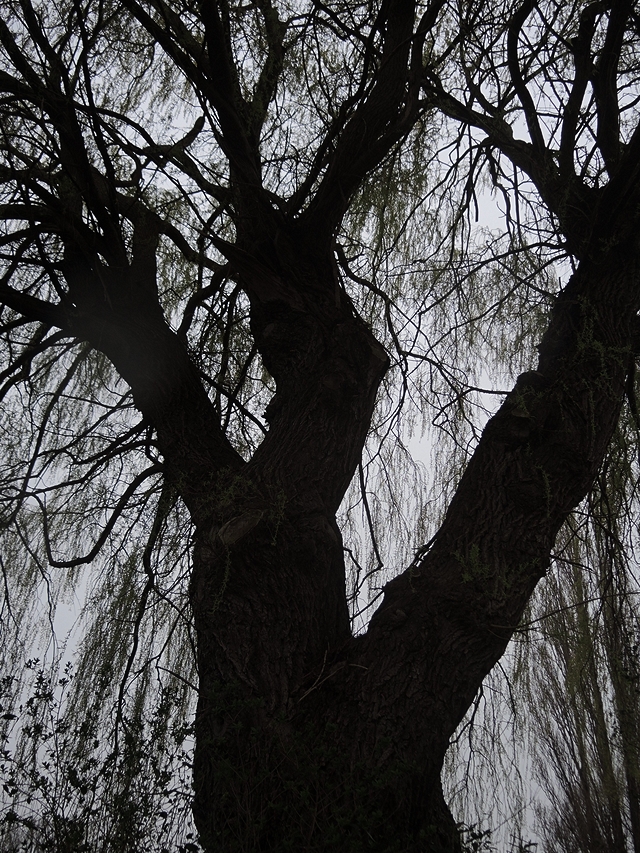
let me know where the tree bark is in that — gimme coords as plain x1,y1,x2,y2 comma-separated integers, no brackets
187,225,640,850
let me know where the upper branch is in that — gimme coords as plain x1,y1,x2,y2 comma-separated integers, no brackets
249,0,287,142
300,0,446,242
592,0,633,174
506,0,546,154
421,76,596,255
198,0,263,181
559,2,600,180
122,0,274,219
0,1,246,515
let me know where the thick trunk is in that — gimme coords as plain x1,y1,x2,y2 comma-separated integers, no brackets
189,243,640,851
57,226,637,850
189,237,395,849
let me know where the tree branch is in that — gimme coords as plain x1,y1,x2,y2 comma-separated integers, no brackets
592,0,632,174
301,0,446,241
559,2,600,179
507,0,546,154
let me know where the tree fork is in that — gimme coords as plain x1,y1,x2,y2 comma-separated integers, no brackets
312,249,640,847
189,236,640,850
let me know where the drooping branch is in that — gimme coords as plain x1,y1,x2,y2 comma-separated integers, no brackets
37,463,163,569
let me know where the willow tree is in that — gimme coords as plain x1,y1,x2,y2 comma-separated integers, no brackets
1,0,640,850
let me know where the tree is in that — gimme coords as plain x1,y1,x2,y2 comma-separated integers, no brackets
1,0,640,850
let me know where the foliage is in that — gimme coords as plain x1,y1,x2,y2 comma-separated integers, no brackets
1,661,199,852
0,0,640,849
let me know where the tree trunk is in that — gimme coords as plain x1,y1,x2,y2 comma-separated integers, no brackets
187,231,640,850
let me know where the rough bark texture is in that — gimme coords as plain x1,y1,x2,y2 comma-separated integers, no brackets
185,231,640,851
